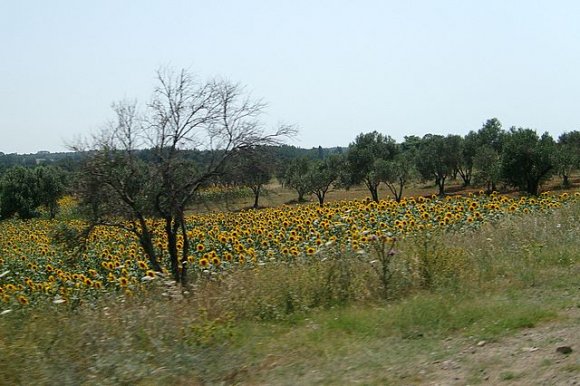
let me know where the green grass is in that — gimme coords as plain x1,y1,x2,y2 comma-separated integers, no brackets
0,201,578,385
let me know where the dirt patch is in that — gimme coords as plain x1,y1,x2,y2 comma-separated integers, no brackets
422,307,579,385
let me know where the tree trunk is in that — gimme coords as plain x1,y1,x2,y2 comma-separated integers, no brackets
385,181,403,203
49,204,58,219
297,191,306,202
461,175,471,187
315,191,325,206
165,216,180,282
395,180,404,202
137,216,162,272
252,186,261,209
179,214,190,286
527,179,539,196
369,185,379,203
437,176,446,196
563,174,570,188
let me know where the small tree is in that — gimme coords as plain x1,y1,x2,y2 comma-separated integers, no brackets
227,148,274,209
415,134,461,196
284,157,312,202
307,155,343,206
477,118,504,152
0,166,39,219
346,131,398,202
76,68,294,284
473,146,502,193
35,165,67,218
470,118,506,193
501,128,555,195
380,152,415,202
457,131,477,187
555,131,580,187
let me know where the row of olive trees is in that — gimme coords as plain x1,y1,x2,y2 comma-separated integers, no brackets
0,165,67,219
270,118,579,204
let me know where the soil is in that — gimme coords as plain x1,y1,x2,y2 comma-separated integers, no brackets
422,307,580,385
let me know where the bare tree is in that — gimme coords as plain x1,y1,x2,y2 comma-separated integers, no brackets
76,68,294,285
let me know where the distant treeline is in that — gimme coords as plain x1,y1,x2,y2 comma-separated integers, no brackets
0,145,342,171
1,118,579,221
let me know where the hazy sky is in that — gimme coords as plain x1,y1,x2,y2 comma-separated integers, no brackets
2,1,580,154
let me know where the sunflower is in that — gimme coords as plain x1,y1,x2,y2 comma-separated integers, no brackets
118,277,129,287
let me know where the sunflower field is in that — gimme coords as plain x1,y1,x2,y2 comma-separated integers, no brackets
0,191,578,311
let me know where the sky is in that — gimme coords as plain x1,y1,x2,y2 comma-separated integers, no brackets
2,0,580,154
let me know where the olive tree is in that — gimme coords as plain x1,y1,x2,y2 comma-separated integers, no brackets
0,165,67,220
306,155,344,206
0,166,39,219
283,157,312,202
457,131,477,187
470,118,505,192
415,134,462,196
379,151,416,202
35,165,68,218
500,128,555,195
473,146,502,193
225,147,274,209
555,130,580,187
346,131,397,202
